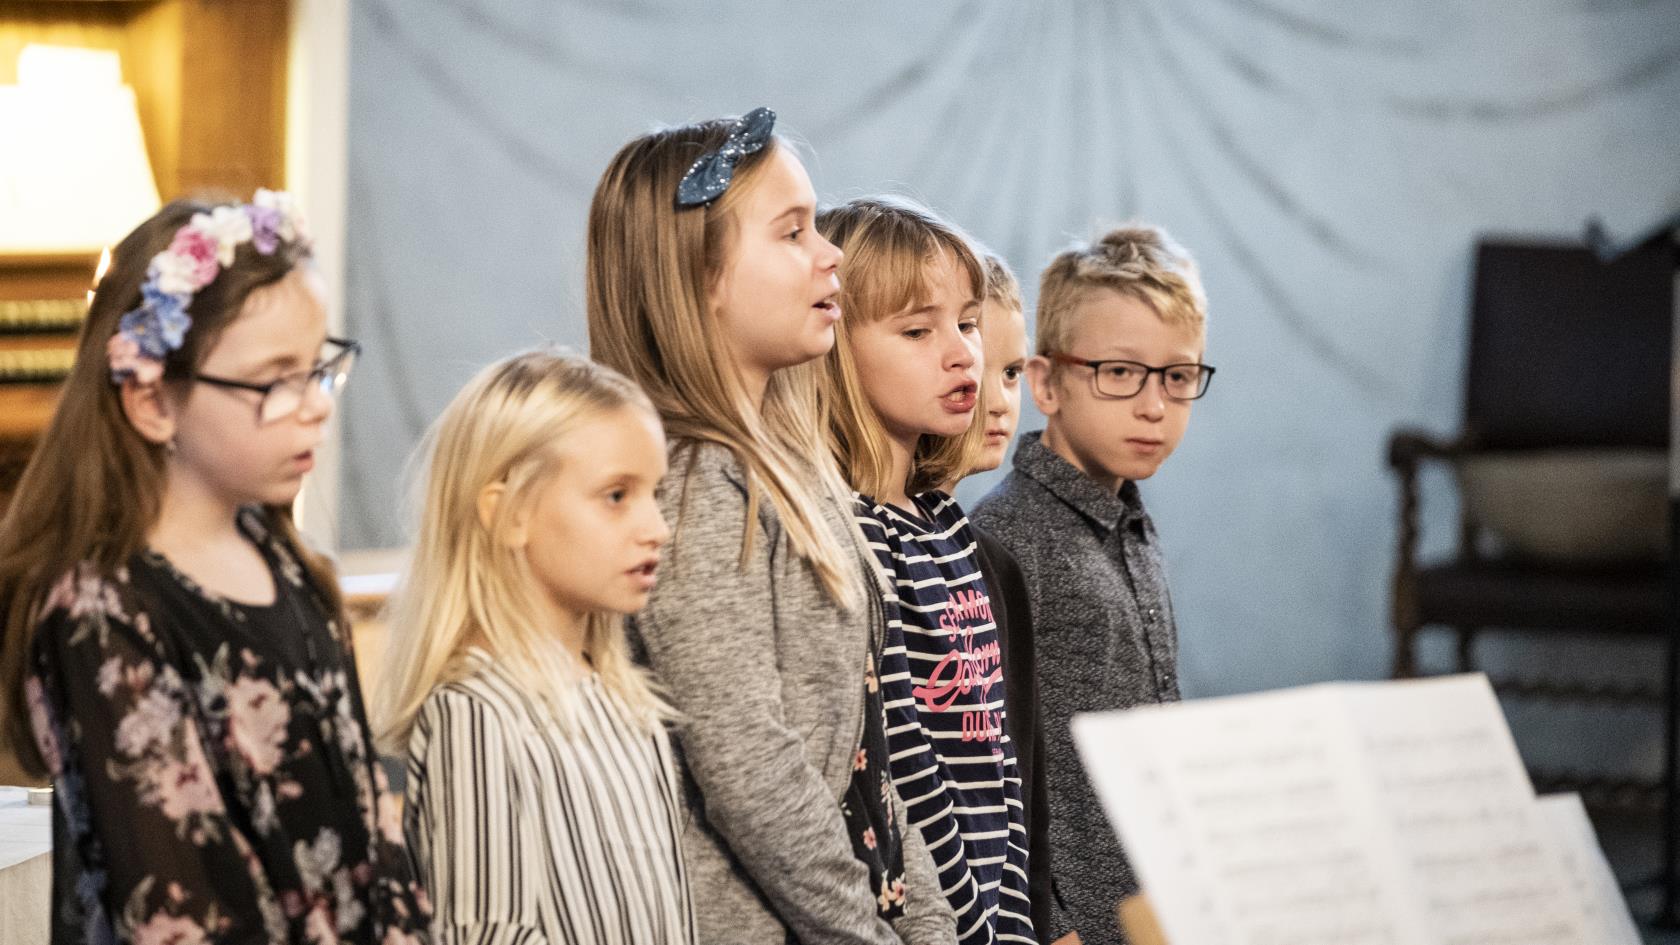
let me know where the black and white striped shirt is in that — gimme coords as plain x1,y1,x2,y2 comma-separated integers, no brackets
404,648,696,945
856,492,1037,945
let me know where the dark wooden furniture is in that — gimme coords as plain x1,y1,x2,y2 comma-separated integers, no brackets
1387,236,1676,812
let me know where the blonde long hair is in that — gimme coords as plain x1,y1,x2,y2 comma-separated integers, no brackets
586,119,860,606
374,350,671,752
815,197,989,499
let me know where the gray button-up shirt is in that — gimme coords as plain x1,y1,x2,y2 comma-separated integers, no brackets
972,431,1180,945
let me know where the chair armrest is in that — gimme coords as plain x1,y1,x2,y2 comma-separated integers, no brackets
1387,429,1465,472
1387,429,1467,606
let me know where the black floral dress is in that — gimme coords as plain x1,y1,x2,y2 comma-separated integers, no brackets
840,644,906,918
24,508,430,945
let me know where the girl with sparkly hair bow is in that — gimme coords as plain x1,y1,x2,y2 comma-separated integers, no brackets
0,195,428,945
588,110,957,945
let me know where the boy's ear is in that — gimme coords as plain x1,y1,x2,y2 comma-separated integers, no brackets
119,378,178,445
477,483,530,550
1025,355,1061,417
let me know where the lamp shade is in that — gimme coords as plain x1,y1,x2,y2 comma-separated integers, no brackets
0,45,161,255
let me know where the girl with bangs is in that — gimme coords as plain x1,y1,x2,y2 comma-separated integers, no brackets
587,109,955,945
817,197,1037,945
376,350,693,945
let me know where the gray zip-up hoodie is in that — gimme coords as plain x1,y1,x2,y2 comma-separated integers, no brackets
630,441,957,945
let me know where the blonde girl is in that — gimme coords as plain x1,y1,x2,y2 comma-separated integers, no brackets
587,108,955,945
0,195,426,944
817,197,1037,945
376,349,693,945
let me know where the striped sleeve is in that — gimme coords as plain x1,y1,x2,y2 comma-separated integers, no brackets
856,493,1039,945
406,689,550,945
855,506,990,940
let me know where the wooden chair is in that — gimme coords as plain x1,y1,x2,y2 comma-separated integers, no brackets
1387,236,1675,810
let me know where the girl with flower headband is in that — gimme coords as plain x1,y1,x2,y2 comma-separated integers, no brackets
374,349,695,945
587,110,956,945
0,195,428,945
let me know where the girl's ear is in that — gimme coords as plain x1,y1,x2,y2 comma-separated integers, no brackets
477,483,530,550
1024,355,1060,417
119,378,178,445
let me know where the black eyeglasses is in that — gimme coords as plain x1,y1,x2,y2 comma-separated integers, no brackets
1049,353,1215,401
193,337,361,424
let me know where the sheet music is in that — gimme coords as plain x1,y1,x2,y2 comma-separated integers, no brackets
1536,794,1642,945
1072,675,1594,945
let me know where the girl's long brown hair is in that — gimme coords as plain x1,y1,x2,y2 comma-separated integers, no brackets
0,198,344,776
587,120,862,605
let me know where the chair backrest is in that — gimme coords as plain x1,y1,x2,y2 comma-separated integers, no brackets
1466,237,1675,450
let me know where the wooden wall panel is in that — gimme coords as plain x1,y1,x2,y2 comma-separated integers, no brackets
176,0,290,200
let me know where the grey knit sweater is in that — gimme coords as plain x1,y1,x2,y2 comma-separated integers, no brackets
972,432,1181,945
629,440,957,945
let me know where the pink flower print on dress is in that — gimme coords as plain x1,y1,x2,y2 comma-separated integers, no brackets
44,567,123,623
854,748,869,772
144,736,224,824
862,826,878,850
877,875,907,912
130,911,208,945
115,688,182,757
97,657,124,696
303,901,339,945
224,677,290,776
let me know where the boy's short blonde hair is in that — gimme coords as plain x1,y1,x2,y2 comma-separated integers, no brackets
1036,224,1206,358
981,252,1023,314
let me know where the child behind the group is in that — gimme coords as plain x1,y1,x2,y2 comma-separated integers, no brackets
0,194,426,944
951,252,1051,940
377,349,694,945
818,197,1037,945
973,225,1214,945
587,110,954,945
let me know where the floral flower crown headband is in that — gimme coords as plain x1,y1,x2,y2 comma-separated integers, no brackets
106,188,310,385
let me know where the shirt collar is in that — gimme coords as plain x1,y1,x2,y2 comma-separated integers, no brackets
1012,430,1146,535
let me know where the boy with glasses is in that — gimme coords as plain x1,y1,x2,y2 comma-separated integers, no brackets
972,225,1213,945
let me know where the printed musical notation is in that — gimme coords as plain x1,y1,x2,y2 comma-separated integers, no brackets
1072,675,1635,945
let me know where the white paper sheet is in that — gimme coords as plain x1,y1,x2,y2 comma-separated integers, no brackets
1536,793,1643,945
1072,675,1595,945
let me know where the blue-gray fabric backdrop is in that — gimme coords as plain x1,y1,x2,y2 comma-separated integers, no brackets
344,0,1680,776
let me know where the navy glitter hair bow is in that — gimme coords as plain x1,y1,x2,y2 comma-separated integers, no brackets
675,107,777,208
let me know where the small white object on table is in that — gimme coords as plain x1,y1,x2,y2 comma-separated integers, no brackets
0,785,51,945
